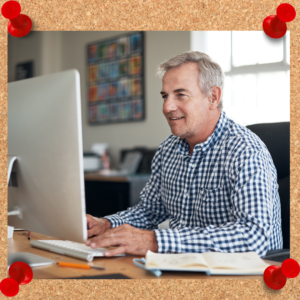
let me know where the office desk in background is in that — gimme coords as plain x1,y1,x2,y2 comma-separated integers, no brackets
84,173,150,217
8,231,280,279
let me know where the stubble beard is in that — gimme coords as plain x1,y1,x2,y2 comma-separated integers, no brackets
170,124,194,139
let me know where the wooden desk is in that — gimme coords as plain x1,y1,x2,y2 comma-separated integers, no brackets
8,231,279,280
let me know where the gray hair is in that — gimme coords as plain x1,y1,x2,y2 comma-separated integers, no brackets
156,51,225,111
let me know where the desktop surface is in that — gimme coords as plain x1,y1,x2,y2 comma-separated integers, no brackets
8,231,280,280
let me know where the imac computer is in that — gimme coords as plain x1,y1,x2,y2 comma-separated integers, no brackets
8,70,87,243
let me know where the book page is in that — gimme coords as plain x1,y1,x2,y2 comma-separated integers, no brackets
145,251,209,269
201,251,269,270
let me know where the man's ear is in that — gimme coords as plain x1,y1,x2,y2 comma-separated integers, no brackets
209,86,222,110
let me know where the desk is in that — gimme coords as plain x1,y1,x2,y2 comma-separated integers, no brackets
84,173,150,217
8,231,279,280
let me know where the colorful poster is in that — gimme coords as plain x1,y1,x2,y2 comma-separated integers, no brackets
88,44,97,63
89,85,97,102
117,37,130,57
131,99,143,119
119,59,128,76
120,101,131,120
88,65,97,82
131,78,142,96
129,55,142,75
130,34,142,53
98,43,108,60
109,61,119,79
110,103,120,121
89,105,97,123
108,41,117,59
98,83,108,101
118,78,130,98
88,32,144,124
108,82,118,99
98,104,110,122
98,63,109,80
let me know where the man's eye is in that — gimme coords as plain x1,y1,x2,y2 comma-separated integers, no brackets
162,95,167,99
178,93,185,97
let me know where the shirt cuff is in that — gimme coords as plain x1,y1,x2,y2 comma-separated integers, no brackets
103,215,124,228
154,229,182,253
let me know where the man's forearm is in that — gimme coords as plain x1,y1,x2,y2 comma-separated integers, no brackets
104,202,167,230
154,220,270,257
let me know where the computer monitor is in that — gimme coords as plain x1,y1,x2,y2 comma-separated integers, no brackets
8,70,87,243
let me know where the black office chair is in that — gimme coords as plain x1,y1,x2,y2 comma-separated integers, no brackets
246,122,290,262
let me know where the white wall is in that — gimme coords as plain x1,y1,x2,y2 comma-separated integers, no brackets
8,31,191,167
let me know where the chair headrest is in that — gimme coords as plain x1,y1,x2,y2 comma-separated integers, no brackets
246,122,290,179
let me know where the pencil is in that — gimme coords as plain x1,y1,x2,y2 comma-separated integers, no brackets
57,262,106,270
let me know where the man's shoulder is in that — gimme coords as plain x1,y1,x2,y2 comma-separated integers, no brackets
225,117,267,153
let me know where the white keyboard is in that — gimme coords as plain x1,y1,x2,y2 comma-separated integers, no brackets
30,240,124,262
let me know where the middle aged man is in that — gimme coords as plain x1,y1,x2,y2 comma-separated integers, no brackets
85,51,282,258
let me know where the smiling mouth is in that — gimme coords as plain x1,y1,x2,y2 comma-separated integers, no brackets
169,117,184,120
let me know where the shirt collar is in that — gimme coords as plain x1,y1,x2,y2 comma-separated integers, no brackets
177,112,228,157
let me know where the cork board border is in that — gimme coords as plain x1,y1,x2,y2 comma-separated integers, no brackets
1,0,299,299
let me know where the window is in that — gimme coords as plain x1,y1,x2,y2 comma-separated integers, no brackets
191,31,290,126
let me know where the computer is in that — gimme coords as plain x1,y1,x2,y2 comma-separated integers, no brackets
8,70,121,263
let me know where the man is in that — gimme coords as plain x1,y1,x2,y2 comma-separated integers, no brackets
85,51,283,257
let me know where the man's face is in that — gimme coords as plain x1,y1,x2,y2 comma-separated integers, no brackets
161,62,210,141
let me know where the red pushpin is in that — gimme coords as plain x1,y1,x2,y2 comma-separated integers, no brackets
264,258,300,290
0,278,19,297
263,3,296,39
1,0,32,37
9,262,33,285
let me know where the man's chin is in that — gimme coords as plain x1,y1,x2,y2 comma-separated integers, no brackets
171,130,185,138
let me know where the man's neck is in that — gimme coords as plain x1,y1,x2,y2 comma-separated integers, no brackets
187,111,221,155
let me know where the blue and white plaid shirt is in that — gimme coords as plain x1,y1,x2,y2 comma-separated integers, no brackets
105,112,283,257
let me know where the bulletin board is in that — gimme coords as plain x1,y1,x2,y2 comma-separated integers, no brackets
87,32,145,125
1,0,300,299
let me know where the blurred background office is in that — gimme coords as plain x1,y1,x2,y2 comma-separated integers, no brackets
8,31,290,219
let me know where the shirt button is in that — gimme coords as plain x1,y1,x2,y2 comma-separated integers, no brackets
190,164,196,168
181,221,187,226
186,193,189,197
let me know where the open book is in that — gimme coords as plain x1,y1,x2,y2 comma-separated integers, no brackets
134,251,270,276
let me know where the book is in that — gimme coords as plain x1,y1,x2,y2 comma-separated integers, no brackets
133,251,270,276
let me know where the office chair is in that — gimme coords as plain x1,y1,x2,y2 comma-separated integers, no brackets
120,147,157,174
247,122,290,262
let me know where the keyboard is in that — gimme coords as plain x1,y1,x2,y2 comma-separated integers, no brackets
30,240,125,262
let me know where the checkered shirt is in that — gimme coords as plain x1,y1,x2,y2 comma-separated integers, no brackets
105,112,283,257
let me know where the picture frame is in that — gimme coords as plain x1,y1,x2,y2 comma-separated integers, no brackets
87,32,145,125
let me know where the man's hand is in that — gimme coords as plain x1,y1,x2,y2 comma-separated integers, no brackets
86,214,111,238
85,223,158,256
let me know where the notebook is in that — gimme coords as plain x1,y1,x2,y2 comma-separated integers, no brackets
133,251,270,276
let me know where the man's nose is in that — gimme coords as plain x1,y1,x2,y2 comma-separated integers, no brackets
163,97,177,112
